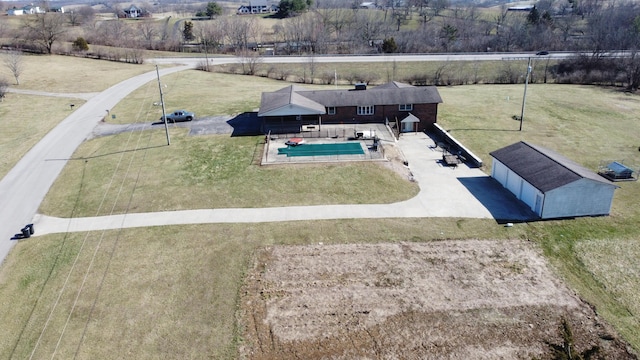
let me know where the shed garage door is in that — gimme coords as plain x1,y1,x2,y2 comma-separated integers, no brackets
493,161,509,185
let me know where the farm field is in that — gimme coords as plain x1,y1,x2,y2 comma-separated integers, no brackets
240,240,634,359
1,62,640,358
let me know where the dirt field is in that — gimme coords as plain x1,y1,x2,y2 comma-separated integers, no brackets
239,240,636,359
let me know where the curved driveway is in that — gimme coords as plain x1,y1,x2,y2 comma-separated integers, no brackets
32,131,533,236
0,54,535,264
0,65,190,263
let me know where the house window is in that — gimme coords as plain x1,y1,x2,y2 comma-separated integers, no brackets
399,104,413,111
327,107,336,115
357,106,374,115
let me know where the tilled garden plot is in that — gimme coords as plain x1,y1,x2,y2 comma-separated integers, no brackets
239,240,636,359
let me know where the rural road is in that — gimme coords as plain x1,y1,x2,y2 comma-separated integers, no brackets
0,65,190,264
0,53,537,265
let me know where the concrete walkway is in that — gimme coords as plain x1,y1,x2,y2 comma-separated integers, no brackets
6,88,101,100
0,66,191,264
31,132,535,236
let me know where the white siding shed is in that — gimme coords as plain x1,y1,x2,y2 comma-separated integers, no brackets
490,142,618,219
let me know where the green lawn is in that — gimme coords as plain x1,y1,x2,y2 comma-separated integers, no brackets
107,70,346,124
0,54,156,93
39,129,418,216
0,55,157,180
1,80,640,359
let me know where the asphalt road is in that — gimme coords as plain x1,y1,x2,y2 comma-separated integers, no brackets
0,65,190,264
148,52,572,67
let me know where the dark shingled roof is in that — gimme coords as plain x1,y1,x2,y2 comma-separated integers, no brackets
489,141,616,192
258,82,442,117
298,85,442,107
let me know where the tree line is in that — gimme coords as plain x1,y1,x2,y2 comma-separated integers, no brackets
1,0,640,89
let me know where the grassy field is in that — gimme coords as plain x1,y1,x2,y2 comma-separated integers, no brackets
39,128,418,216
437,83,640,350
0,94,83,179
0,219,527,360
1,75,640,358
0,55,159,179
106,70,333,124
0,54,156,93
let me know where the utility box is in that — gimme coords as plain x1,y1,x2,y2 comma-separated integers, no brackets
355,129,376,139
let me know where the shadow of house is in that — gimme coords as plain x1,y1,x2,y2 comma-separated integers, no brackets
227,112,263,137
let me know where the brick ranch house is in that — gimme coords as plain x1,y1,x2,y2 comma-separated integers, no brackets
257,82,443,134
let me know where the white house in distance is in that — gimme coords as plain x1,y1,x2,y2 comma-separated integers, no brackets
490,141,618,219
7,7,25,15
7,4,45,15
237,0,277,14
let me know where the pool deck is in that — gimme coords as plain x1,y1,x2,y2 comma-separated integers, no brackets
263,124,393,165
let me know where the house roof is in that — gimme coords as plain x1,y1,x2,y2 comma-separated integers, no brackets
258,85,326,117
489,141,617,192
400,113,420,123
258,82,441,117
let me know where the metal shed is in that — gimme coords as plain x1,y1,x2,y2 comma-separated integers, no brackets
490,142,619,219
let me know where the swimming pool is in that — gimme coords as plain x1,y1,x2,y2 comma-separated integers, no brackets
277,142,365,157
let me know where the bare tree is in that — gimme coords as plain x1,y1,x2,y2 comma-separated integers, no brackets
22,13,67,54
3,51,25,85
96,19,131,47
236,49,263,75
138,20,159,49
68,10,82,26
621,46,640,90
223,17,259,52
77,6,96,25
195,21,224,71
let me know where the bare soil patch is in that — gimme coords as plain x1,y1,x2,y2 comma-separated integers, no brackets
239,240,635,359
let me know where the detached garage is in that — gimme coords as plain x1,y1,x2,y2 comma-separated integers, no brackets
490,142,618,219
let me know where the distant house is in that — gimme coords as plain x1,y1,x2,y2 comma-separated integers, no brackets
508,5,534,11
50,6,65,13
22,5,45,14
258,81,442,133
122,5,143,18
360,2,378,9
490,141,618,219
7,7,25,15
237,0,276,14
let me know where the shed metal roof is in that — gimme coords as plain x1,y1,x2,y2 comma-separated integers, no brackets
489,141,617,192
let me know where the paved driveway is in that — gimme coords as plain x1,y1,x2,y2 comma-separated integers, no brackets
396,132,536,221
32,132,535,236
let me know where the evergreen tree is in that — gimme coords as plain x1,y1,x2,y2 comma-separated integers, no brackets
527,6,540,25
183,21,195,42
382,37,398,53
206,2,222,18
72,36,89,51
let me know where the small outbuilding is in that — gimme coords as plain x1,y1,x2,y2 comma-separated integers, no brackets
490,141,618,219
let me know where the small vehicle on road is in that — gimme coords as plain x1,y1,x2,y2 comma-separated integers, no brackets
160,110,195,123
535,51,549,56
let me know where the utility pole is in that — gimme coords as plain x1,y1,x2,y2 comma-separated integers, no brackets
519,57,532,132
156,65,170,145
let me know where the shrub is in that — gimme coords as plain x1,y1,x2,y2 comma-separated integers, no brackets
0,78,8,101
72,37,89,51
